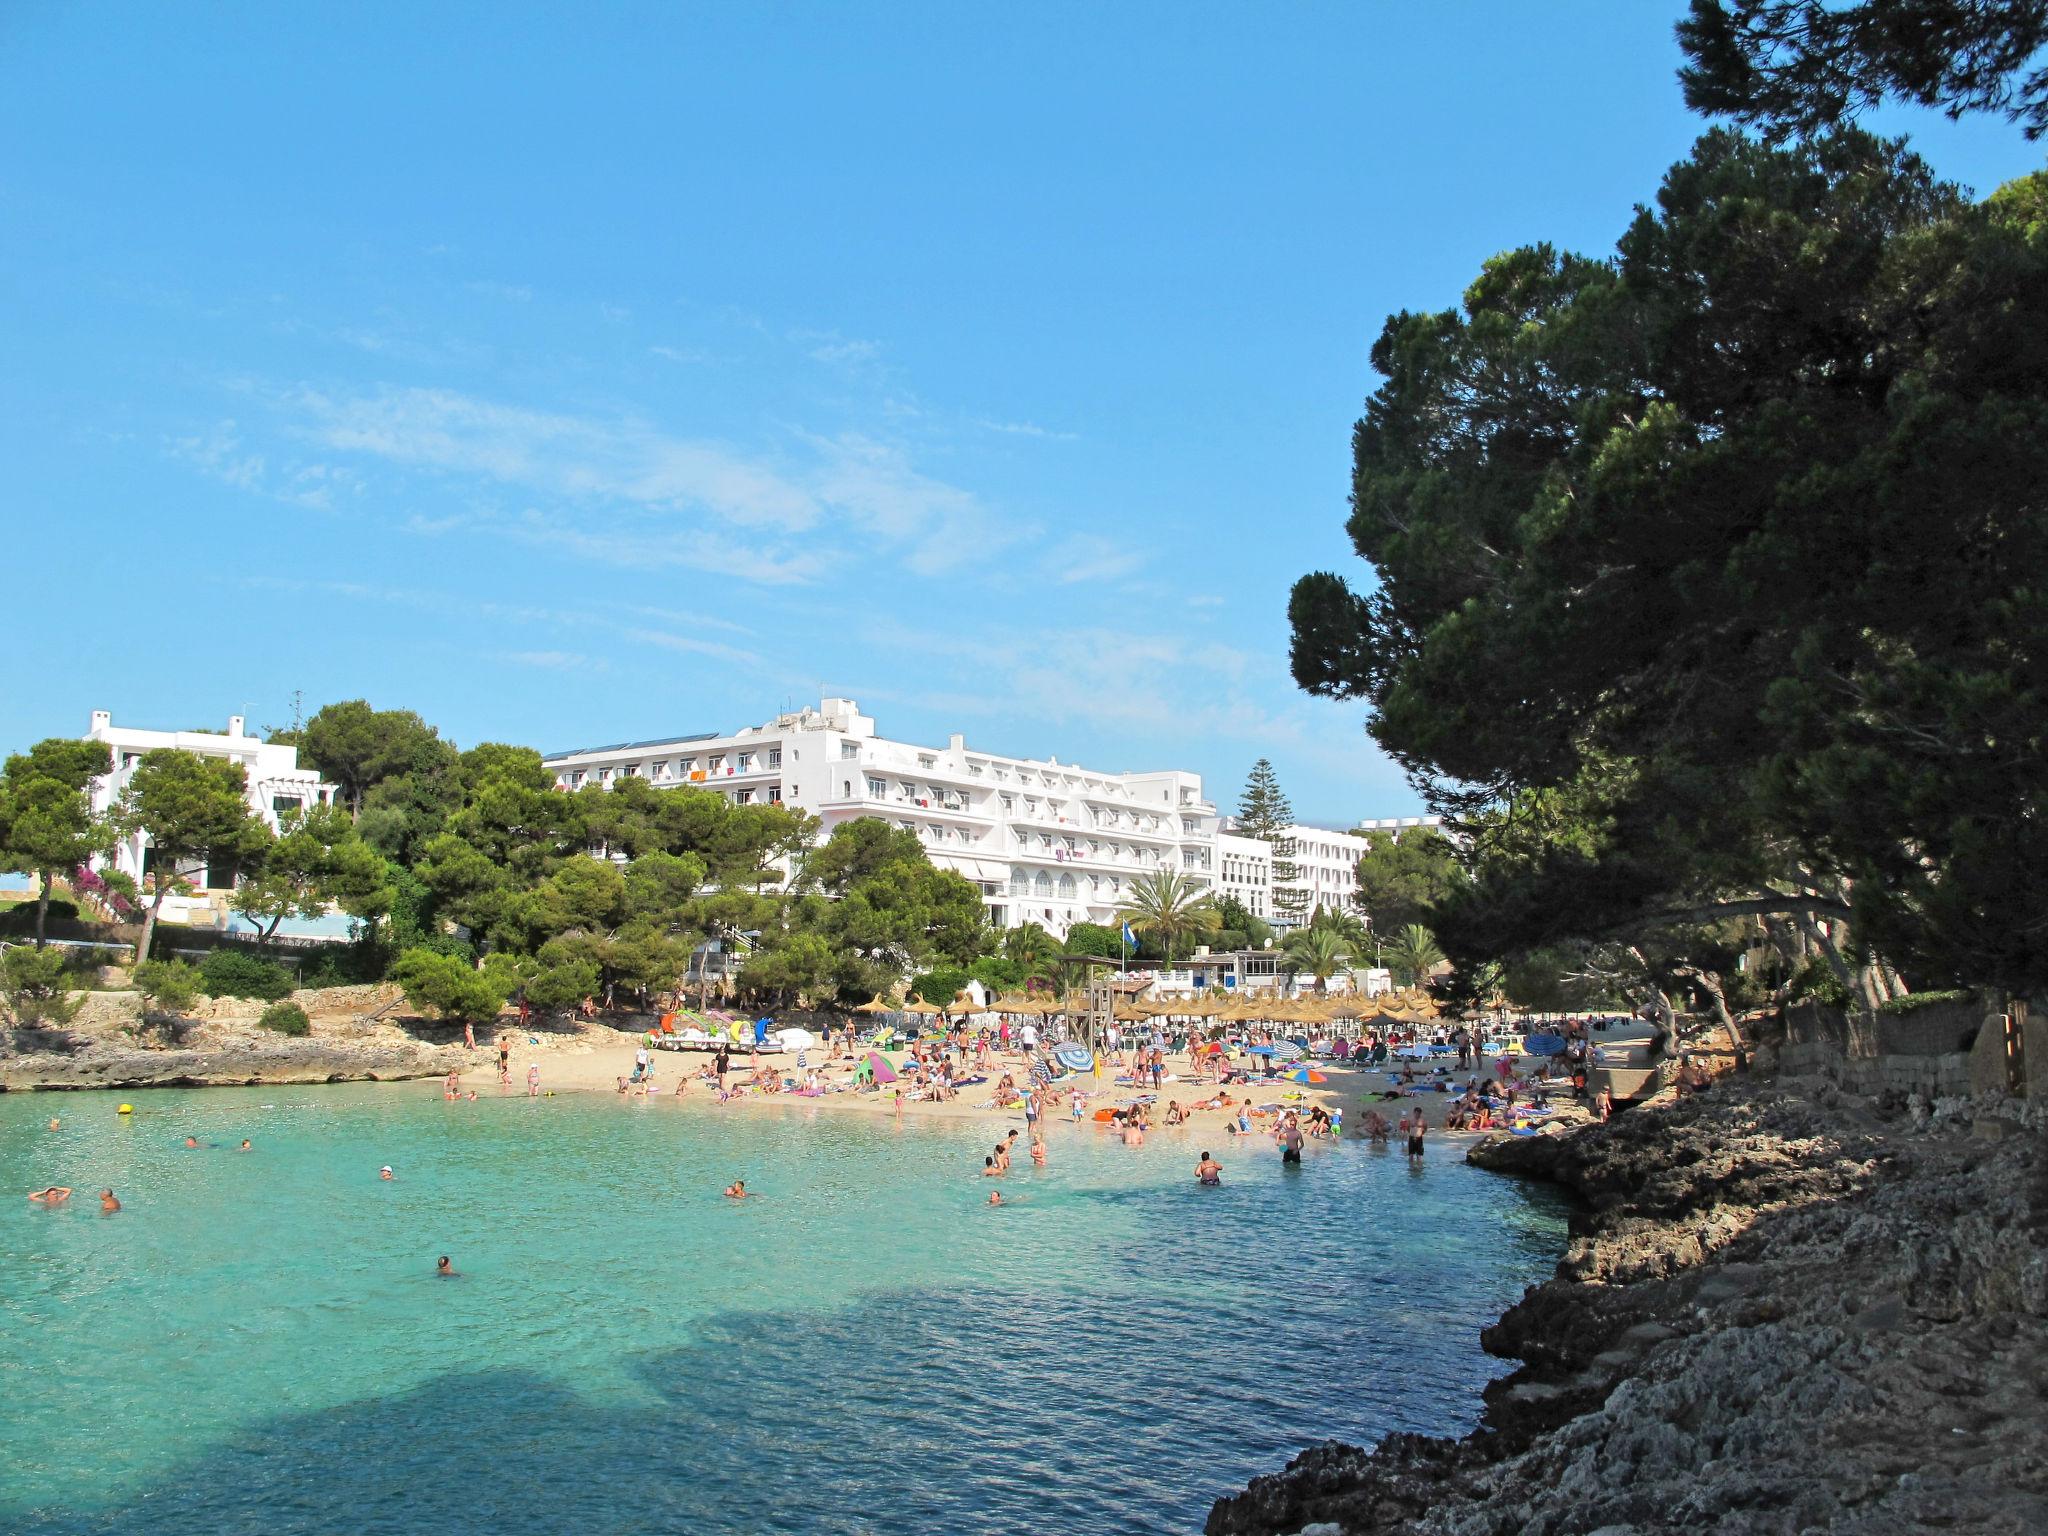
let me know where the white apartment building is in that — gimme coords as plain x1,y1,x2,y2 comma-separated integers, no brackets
1271,815,1447,929
86,710,338,888
544,698,1222,938
1272,823,1371,928
1215,831,1274,922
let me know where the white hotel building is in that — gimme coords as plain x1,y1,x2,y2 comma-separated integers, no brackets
544,698,1227,938
86,711,338,889
1270,815,1445,930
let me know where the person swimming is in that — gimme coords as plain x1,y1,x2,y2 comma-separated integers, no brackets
987,1190,1002,1206
724,1180,748,1199
99,1189,120,1212
27,1187,71,1204
380,1165,395,1180
183,1136,200,1149
436,1255,457,1277
981,1155,1000,1177
1196,1152,1223,1186
239,1139,252,1151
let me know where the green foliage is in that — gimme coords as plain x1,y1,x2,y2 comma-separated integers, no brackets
391,948,514,1023
1787,956,1854,1011
199,948,295,1002
257,1000,311,1037
1063,922,1117,958
116,748,273,963
1350,828,1465,938
1289,125,2048,995
1382,924,1446,988
968,954,1022,993
1000,923,1062,987
1116,869,1222,963
1877,988,1976,1016
1677,0,2048,142
0,738,116,946
233,805,393,951
906,965,969,1008
1235,759,1300,914
1280,924,1352,989
0,899,79,936
1213,896,1272,951
301,701,451,815
0,944,84,1027
133,958,202,1014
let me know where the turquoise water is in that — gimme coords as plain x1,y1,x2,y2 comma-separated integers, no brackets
1,1086,1566,1534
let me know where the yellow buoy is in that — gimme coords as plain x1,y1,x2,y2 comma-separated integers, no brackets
118,1103,133,1115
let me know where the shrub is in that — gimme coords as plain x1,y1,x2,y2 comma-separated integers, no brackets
1876,988,1976,1016
134,959,203,1015
258,1000,311,1036
1785,956,1853,1011
391,948,513,1022
0,945,84,1028
906,966,968,1009
199,948,296,1002
0,898,81,937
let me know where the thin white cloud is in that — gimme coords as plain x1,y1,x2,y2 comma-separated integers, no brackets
467,280,534,302
648,344,711,364
288,385,821,533
974,417,1077,442
167,420,358,509
809,431,1022,575
501,649,603,672
1046,532,1147,585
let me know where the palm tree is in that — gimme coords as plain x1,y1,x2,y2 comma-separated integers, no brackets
1307,905,1371,952
1280,924,1351,993
1116,869,1222,962
1001,921,1062,991
1384,923,1446,988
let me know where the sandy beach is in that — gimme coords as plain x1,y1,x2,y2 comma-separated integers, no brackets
436,1027,1593,1149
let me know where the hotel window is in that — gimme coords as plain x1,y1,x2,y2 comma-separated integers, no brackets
767,749,782,767
841,742,860,760
918,754,935,769
1033,872,1054,896
735,789,753,805
867,776,886,796
679,758,695,772
624,764,640,777
766,783,782,802
1058,875,1076,898
736,753,752,771
1009,872,1029,895
1000,794,1015,813
571,771,585,786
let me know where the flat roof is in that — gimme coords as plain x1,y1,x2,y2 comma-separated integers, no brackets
545,731,720,759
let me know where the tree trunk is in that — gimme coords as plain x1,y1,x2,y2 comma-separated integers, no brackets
33,871,53,948
138,881,168,972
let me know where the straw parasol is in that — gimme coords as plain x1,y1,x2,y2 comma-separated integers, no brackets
950,991,988,1016
902,997,943,1017
853,995,894,1014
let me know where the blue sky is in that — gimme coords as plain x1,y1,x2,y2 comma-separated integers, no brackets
2,3,2036,823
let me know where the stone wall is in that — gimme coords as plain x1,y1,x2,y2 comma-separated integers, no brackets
1775,1037,1976,1098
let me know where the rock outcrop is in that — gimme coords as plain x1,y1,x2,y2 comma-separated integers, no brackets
1209,1080,2048,1535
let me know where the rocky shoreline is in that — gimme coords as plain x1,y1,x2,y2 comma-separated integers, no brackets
1209,1076,2048,1535
0,984,635,1092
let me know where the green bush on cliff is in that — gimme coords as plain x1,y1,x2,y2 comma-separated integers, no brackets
257,1000,311,1036
134,959,203,1015
1876,989,1975,1016
199,948,295,1002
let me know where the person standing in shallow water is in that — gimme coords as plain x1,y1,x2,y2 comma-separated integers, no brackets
1407,1108,1427,1162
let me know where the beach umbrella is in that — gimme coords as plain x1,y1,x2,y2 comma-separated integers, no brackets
902,997,942,1017
865,1051,898,1083
1286,1066,1328,1084
950,991,988,1015
1244,1044,1279,1058
854,995,894,1014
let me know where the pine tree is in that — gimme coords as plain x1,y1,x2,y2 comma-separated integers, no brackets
1236,760,1302,919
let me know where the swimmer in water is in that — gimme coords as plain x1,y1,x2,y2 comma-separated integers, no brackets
724,1180,748,1199
988,1190,1002,1206
100,1189,120,1212
380,1165,395,1180
981,1155,1000,1177
28,1187,72,1204
47,1118,60,1131
1029,1134,1047,1167
1196,1151,1223,1186
436,1255,457,1277
183,1136,200,1149
239,1139,252,1151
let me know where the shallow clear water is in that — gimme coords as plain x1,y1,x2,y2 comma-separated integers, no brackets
1,1085,1566,1535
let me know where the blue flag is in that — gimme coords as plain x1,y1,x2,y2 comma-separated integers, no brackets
1121,921,1138,951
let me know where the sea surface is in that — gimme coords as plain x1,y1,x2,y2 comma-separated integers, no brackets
0,1084,1567,1535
